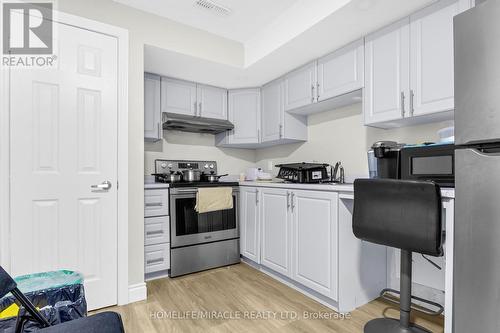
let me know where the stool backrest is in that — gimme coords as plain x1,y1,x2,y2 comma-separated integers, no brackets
353,179,443,256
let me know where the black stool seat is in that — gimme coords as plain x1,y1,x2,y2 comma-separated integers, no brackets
353,179,443,333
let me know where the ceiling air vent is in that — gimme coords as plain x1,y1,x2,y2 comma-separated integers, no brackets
194,0,232,16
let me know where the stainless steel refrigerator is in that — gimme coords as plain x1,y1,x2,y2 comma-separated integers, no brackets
454,1,500,332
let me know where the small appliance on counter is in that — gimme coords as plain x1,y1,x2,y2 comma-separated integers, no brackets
368,141,455,187
276,162,331,183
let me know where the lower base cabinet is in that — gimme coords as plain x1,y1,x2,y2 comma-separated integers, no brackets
241,186,339,300
260,188,291,277
292,190,338,300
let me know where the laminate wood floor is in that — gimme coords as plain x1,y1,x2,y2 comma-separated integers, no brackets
97,263,444,333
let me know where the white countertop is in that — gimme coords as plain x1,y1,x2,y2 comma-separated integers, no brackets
239,180,455,199
144,180,454,199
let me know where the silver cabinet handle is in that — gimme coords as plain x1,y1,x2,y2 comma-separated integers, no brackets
410,90,415,116
91,181,112,191
400,92,405,117
291,192,295,211
157,123,160,138
257,129,260,142
256,190,259,204
279,124,283,139
286,191,290,209
146,230,164,236
145,202,163,207
146,258,164,265
198,102,202,117
311,85,315,103
317,82,320,101
194,101,198,116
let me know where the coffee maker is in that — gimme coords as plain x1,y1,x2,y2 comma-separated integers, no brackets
367,141,405,179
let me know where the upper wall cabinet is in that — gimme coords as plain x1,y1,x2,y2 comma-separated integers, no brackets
317,39,364,102
196,84,228,120
364,19,410,125
216,88,261,147
144,73,162,142
160,77,228,119
364,0,473,128
161,77,197,116
409,0,472,117
284,62,317,111
261,79,307,146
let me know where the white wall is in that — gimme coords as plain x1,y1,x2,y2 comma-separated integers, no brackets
255,103,453,180
145,131,255,175
57,0,244,288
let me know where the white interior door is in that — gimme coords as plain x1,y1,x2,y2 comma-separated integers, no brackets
9,22,119,310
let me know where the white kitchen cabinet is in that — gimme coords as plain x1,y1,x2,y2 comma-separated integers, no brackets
161,77,197,116
144,73,162,142
145,216,170,246
197,84,228,120
364,18,410,125
240,187,261,263
145,243,170,274
284,62,317,111
292,190,338,299
260,188,291,277
261,79,307,145
409,0,471,117
144,188,169,217
317,39,364,102
216,88,261,147
364,0,473,128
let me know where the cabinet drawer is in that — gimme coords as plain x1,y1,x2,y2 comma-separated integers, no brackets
145,216,170,246
144,189,169,217
145,243,170,274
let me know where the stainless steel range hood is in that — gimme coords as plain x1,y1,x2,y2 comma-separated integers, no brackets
162,112,234,134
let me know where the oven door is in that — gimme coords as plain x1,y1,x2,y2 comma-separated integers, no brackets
170,187,239,248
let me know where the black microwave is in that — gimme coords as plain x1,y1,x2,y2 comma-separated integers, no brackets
399,144,455,187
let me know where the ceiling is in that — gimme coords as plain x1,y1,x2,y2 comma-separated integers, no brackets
144,0,437,89
114,0,300,43
115,0,352,65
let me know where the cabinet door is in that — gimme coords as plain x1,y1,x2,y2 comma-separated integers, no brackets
292,190,338,299
197,84,228,120
260,188,291,277
161,77,197,116
227,89,261,144
144,189,169,217
409,0,465,116
261,80,283,143
240,187,260,263
364,18,410,125
144,73,161,141
284,62,317,111
317,39,364,102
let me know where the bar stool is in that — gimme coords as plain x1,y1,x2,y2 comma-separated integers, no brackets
353,179,443,333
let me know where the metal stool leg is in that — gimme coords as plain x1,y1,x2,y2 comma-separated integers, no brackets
364,250,432,333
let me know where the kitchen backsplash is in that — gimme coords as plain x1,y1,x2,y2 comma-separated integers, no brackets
145,103,453,179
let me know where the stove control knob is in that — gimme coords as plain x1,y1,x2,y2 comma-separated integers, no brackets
209,164,214,169
204,164,209,169
167,163,173,169
160,163,167,169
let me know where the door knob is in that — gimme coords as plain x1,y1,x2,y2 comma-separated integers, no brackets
91,181,112,191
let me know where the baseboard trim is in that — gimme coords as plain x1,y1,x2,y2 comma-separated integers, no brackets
128,282,147,304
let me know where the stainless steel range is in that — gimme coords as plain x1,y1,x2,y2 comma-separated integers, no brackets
154,160,240,277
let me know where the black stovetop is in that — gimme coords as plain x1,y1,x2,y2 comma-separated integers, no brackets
161,181,239,188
